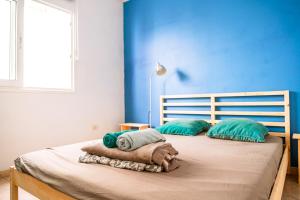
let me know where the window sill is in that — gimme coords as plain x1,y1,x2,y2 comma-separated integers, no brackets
0,86,75,94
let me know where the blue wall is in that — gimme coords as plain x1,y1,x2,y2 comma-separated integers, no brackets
124,0,300,166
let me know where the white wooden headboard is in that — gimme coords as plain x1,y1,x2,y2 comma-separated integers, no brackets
160,90,290,148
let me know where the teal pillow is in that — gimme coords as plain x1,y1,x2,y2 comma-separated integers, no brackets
206,119,269,143
156,119,210,136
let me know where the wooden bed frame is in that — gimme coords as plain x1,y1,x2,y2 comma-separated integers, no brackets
10,90,291,200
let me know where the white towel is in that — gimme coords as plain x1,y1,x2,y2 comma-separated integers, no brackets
116,128,166,151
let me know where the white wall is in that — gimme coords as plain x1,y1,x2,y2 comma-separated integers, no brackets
0,0,124,170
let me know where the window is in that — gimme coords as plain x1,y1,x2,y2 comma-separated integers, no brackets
0,0,16,81
0,0,76,91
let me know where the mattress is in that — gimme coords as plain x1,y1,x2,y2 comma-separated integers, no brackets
15,134,282,200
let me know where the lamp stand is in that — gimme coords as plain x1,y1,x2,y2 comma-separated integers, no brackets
148,63,167,128
148,72,154,128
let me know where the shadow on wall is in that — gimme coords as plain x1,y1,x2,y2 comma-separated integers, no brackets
162,68,191,95
290,91,298,166
176,69,190,82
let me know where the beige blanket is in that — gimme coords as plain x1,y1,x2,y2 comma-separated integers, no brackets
15,135,283,200
81,141,179,172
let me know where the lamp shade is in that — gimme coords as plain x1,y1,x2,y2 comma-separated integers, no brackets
156,63,167,76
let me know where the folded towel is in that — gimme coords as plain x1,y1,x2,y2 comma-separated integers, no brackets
116,128,166,151
79,153,162,173
81,141,179,172
103,130,131,148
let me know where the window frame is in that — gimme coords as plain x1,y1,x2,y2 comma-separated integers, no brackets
0,0,76,93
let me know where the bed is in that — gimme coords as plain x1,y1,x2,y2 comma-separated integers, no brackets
10,90,291,200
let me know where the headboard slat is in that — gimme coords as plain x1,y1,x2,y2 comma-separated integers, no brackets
162,90,287,99
163,118,285,127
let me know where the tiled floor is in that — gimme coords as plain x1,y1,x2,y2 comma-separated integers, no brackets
283,175,300,200
0,175,299,200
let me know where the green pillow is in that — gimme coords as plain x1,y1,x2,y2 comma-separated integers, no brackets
156,119,210,136
206,119,269,143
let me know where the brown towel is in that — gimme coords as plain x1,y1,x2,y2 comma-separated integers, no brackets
81,141,180,172
152,145,179,172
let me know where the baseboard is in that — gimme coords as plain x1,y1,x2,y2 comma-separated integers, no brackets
0,169,9,178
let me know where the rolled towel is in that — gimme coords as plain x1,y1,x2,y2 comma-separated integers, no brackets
153,147,180,172
162,158,179,172
103,130,131,148
116,128,166,151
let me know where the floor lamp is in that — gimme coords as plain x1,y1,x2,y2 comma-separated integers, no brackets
149,63,167,128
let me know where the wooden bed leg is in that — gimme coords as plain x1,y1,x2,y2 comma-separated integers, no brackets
10,167,18,200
